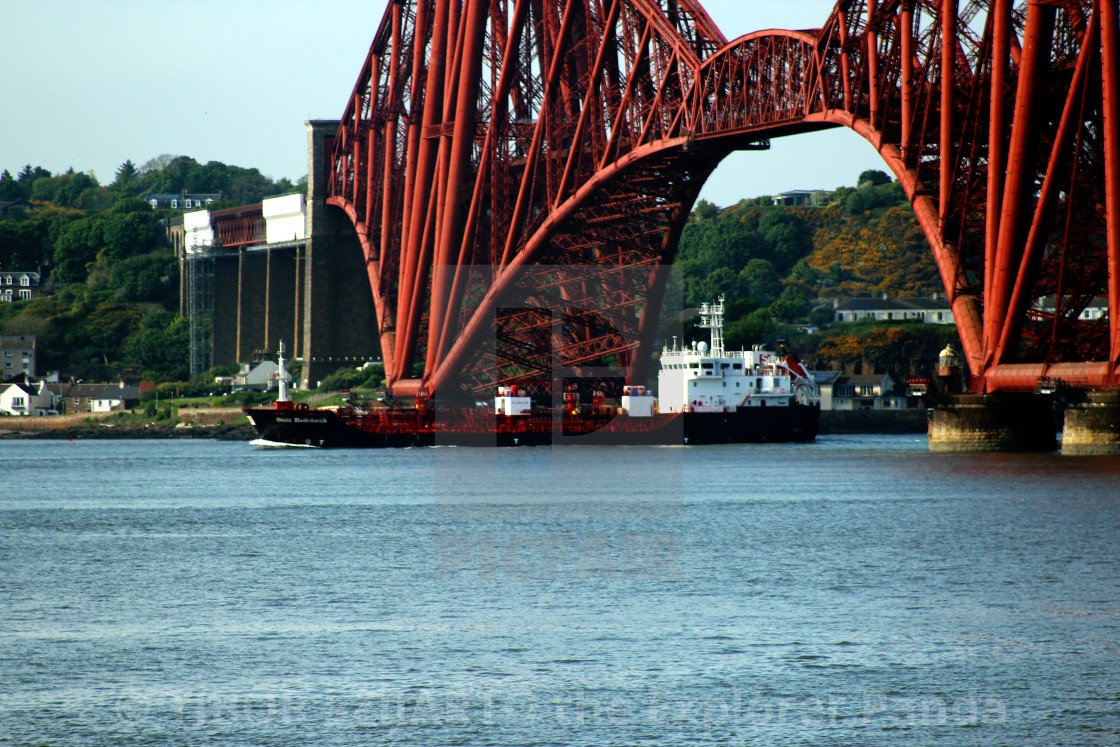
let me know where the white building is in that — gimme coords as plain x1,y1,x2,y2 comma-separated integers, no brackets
232,360,280,390
772,190,832,207
0,272,40,303
89,383,142,413
1034,295,1109,321
833,296,954,324
818,373,907,411
0,381,57,416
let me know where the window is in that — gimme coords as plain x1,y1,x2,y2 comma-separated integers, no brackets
171,200,178,208
18,289,31,301
150,199,158,209
185,199,193,208
19,275,30,286
12,396,25,408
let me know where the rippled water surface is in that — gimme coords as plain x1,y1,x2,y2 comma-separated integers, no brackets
2,436,1119,745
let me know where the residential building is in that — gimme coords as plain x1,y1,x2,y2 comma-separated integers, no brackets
833,295,954,324
1035,295,1109,322
819,372,908,411
0,380,57,416
48,381,143,414
147,192,222,211
235,360,280,389
88,382,143,412
0,272,41,303
772,190,832,207
0,335,37,377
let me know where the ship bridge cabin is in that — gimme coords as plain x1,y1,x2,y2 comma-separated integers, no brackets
657,298,818,414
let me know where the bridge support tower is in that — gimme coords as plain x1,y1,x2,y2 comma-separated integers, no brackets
1061,392,1120,455
300,120,379,389
928,394,1057,453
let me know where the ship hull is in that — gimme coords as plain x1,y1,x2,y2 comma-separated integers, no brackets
244,404,819,448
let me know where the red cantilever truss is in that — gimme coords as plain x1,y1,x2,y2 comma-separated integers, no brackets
327,0,1120,396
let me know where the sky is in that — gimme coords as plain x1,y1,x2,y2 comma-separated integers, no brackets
1,0,884,208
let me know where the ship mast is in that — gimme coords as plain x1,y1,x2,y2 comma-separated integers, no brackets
276,340,290,403
698,296,726,357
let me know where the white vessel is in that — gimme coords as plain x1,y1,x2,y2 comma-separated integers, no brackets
658,297,820,414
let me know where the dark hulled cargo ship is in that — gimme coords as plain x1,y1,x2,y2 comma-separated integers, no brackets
245,299,820,448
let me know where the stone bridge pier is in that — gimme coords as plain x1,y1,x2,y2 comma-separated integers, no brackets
204,121,378,386
299,120,379,389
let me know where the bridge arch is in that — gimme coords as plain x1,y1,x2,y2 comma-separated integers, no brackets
326,0,1120,395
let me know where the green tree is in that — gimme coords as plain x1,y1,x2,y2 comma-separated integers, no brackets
758,210,808,272
696,267,739,303
122,311,190,380
724,308,778,349
108,160,141,201
0,170,24,200
808,305,835,327
56,170,100,208
858,169,892,187
738,258,782,303
17,165,51,190
100,198,162,261
692,198,718,220
50,199,162,282
770,294,810,322
52,216,103,282
0,217,43,270
107,253,178,303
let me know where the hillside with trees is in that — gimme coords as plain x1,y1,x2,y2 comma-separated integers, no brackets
1,158,958,388
0,157,304,383
669,169,956,383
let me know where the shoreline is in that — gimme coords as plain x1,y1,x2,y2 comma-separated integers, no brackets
0,407,256,441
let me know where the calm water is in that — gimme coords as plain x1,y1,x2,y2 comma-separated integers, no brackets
2,436,1119,746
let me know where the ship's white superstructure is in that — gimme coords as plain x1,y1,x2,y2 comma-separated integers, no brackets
658,298,819,414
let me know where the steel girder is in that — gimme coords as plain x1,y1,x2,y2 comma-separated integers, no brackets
784,0,1119,391
327,0,727,395
328,0,1120,396
211,204,265,248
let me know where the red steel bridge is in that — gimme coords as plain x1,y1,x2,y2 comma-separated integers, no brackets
324,0,1119,397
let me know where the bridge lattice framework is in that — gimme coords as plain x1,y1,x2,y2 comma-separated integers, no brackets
325,0,1120,396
